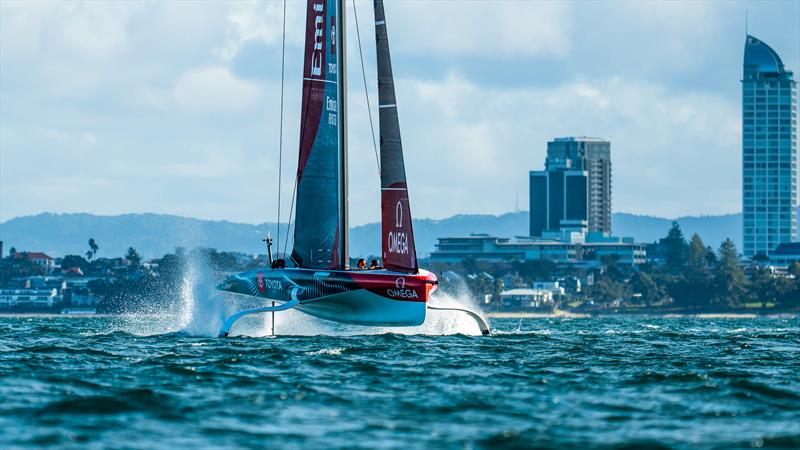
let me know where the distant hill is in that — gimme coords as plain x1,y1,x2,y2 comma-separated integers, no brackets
0,209,780,259
0,212,532,259
613,212,743,249
0,213,281,260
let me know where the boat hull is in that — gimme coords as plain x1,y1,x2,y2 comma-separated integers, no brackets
295,288,426,326
216,267,437,327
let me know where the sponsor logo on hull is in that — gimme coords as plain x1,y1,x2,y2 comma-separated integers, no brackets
256,272,266,292
386,277,419,299
386,288,419,299
218,268,433,304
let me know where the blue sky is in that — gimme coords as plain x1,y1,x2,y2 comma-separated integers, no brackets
1,0,798,226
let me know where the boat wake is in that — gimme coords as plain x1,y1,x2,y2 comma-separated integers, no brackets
225,291,488,337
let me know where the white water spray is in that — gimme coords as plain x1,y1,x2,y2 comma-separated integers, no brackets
116,253,488,337
113,252,233,337
250,289,489,337
176,255,228,337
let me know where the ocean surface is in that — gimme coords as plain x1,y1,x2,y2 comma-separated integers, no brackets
1,313,798,450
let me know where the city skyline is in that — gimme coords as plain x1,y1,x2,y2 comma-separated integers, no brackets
1,1,799,226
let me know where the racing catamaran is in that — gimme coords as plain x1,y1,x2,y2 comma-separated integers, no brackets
216,0,489,336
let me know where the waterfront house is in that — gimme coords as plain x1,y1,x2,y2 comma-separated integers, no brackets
494,288,554,310
0,288,61,309
531,281,566,298
15,252,55,274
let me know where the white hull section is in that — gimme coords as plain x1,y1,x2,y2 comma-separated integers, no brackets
296,289,426,327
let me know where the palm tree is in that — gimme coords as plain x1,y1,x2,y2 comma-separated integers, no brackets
88,238,99,260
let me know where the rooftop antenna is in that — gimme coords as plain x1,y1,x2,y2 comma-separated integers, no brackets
745,9,748,36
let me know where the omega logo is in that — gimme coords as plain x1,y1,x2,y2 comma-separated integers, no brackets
395,201,403,228
387,277,418,299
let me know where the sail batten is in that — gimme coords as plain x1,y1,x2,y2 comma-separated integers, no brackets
374,0,418,273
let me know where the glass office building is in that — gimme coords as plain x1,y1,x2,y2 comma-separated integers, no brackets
546,137,612,234
530,169,589,238
742,35,798,257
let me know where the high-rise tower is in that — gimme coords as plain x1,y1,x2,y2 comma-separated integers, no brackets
530,169,589,238
742,35,798,258
545,137,612,234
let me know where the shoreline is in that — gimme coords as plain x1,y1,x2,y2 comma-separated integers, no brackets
0,313,115,318
488,311,591,319
486,311,797,319
1,312,796,320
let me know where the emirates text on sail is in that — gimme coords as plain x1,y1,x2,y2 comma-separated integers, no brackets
310,2,324,77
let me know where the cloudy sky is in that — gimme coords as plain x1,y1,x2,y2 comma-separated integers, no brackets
1,0,798,226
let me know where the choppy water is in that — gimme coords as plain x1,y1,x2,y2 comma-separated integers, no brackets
1,314,798,450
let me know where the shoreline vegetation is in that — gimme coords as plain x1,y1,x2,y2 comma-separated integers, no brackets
2,222,799,317
431,223,800,316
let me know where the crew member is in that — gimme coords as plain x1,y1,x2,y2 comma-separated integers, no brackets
368,259,380,270
357,259,367,270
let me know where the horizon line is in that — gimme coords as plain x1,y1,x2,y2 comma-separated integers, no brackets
0,209,757,227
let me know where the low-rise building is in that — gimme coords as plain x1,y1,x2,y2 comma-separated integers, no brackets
496,288,554,309
7,276,64,290
556,276,582,293
0,288,61,308
69,292,99,307
769,242,800,268
531,281,566,297
430,231,646,266
15,252,55,274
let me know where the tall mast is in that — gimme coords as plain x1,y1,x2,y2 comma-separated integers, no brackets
337,0,349,268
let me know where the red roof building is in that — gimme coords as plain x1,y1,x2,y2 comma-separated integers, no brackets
16,252,56,273
20,252,54,261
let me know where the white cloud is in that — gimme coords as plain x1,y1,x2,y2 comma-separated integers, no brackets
0,2,135,59
392,73,741,220
172,67,263,112
81,132,97,145
388,1,572,57
217,0,306,61
569,1,725,79
566,83,608,108
1,0,796,225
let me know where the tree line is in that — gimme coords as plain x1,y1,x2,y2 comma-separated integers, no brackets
431,223,800,312
601,222,800,311
0,238,267,314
